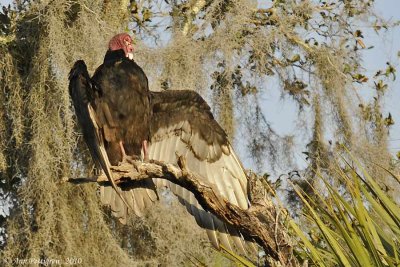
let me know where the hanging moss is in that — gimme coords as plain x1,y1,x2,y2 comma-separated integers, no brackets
0,1,236,265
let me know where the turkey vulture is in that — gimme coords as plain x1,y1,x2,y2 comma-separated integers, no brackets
69,33,252,253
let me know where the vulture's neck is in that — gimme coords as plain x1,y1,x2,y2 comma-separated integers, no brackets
104,49,126,63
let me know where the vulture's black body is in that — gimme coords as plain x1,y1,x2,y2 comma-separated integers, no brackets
91,50,150,164
69,50,254,253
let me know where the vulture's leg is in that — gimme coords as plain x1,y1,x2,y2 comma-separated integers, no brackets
119,141,127,160
119,141,134,163
142,140,149,161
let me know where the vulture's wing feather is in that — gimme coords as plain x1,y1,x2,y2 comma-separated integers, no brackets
148,90,252,253
89,57,157,220
68,60,132,221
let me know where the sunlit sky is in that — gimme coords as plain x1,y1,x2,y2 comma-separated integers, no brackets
0,0,399,173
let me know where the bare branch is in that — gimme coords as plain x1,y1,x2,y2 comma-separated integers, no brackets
66,159,299,266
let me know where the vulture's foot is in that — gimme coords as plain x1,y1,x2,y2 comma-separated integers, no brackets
118,141,140,163
122,155,141,164
93,167,102,177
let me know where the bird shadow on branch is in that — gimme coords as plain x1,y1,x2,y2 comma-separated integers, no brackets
65,157,299,267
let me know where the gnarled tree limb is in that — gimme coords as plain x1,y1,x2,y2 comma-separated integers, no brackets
66,158,299,266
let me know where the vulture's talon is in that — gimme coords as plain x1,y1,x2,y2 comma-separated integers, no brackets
126,155,140,164
93,167,102,177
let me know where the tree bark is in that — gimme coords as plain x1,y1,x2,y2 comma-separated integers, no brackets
66,158,299,266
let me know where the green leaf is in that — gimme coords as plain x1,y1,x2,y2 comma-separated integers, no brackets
291,183,353,266
218,245,256,267
288,54,301,63
289,219,328,267
385,63,396,81
374,80,388,91
142,8,152,22
345,151,400,228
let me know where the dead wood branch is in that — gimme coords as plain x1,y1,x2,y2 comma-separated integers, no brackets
66,159,299,266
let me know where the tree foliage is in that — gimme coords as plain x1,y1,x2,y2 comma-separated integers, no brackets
290,151,400,266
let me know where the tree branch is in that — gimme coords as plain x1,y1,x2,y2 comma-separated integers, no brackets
66,159,299,266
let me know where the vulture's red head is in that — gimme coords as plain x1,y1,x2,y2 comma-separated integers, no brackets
108,33,134,59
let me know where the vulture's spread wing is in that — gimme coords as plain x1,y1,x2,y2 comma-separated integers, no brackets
148,90,252,253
